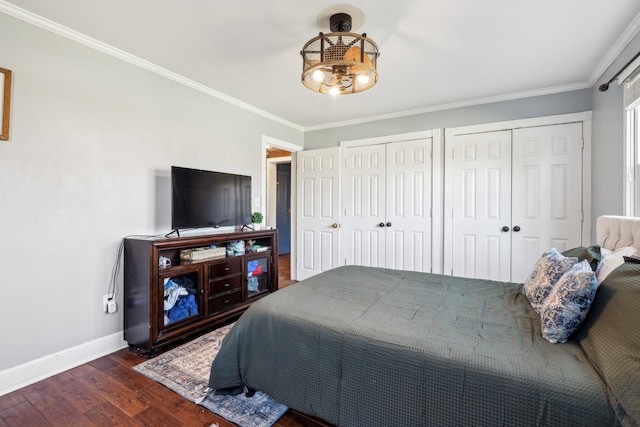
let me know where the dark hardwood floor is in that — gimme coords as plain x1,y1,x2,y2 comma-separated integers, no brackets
278,253,297,288
0,253,330,427
0,349,332,427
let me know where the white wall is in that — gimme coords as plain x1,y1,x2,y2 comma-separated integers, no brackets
0,11,302,387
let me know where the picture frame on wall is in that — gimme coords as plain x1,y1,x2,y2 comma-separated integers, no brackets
0,68,12,141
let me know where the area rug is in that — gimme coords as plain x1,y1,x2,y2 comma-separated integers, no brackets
133,323,288,427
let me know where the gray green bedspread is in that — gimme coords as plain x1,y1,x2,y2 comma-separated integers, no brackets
209,265,618,426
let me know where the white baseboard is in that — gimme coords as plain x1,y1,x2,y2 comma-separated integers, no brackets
0,331,128,396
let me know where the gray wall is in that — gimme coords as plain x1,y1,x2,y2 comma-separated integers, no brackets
591,31,640,224
0,12,302,374
304,90,592,149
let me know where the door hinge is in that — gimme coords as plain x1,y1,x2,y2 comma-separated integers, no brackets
581,211,584,222
581,138,585,149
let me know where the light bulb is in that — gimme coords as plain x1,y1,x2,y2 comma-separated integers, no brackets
357,74,370,84
312,70,324,82
329,86,340,96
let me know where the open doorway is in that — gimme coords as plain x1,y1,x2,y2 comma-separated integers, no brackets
276,163,292,254
262,136,302,285
266,149,293,286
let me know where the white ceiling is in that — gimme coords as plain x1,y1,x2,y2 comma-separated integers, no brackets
3,0,640,130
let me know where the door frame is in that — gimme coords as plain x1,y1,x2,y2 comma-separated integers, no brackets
266,155,292,229
442,111,593,276
272,159,292,253
262,135,303,280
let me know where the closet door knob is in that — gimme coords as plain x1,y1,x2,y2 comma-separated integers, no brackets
501,226,510,232
332,223,339,228
513,226,521,232
386,222,392,227
379,222,386,227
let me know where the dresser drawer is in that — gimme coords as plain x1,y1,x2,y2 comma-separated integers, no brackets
209,274,242,295
208,258,242,278
208,290,242,314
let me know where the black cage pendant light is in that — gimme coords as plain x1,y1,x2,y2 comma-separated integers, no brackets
301,12,380,95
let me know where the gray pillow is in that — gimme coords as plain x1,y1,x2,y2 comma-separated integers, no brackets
561,245,601,272
575,263,640,425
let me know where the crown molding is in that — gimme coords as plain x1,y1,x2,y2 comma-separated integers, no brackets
588,11,640,85
0,1,304,132
303,82,591,132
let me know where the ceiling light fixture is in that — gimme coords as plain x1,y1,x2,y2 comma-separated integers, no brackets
301,12,380,96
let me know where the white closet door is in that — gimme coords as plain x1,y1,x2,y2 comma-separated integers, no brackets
385,139,433,272
451,131,512,281
345,144,386,267
296,148,342,280
511,123,583,282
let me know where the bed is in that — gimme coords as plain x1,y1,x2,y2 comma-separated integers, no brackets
209,216,640,426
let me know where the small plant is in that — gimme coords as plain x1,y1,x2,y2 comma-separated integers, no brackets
251,212,263,224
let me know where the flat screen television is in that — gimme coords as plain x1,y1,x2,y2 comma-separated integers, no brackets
171,166,252,230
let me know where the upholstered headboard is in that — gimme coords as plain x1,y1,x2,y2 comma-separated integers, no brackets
596,215,640,251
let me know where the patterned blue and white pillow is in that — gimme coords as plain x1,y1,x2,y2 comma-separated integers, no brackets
522,248,578,313
540,260,597,343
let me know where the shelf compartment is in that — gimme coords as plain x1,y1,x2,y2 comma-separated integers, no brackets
161,270,201,327
247,255,270,298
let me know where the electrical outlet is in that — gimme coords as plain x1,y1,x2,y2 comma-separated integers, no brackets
107,299,117,314
102,294,113,313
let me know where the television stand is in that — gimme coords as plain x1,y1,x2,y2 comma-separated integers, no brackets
124,228,278,354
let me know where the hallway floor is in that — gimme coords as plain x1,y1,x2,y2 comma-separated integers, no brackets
278,253,296,288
